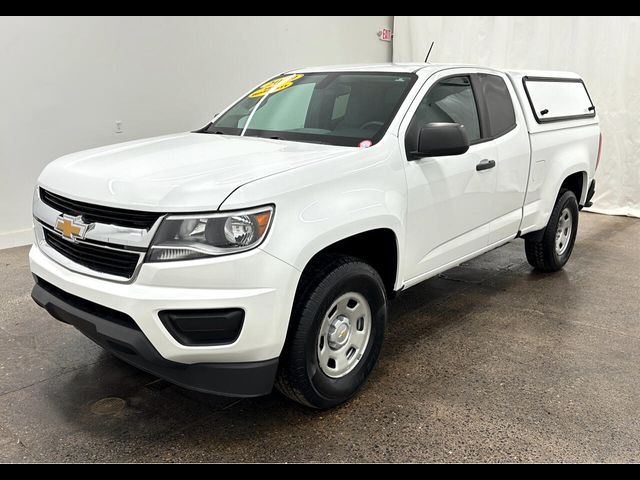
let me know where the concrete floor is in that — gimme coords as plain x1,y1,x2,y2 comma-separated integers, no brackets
0,212,639,463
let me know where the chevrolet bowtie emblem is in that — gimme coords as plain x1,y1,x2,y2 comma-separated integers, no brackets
54,215,91,241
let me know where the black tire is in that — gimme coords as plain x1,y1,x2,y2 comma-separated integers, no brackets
275,254,387,409
525,189,579,272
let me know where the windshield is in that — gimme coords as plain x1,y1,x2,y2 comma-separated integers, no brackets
203,72,417,147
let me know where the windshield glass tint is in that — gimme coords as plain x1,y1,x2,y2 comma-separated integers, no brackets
207,72,417,147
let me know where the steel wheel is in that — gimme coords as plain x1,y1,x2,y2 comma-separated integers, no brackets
555,207,573,256
317,292,372,379
276,254,387,409
524,190,579,272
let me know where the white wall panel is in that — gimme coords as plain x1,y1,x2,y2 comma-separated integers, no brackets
0,16,392,248
393,16,640,218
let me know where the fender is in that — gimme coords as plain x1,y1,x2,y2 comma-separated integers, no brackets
220,136,409,290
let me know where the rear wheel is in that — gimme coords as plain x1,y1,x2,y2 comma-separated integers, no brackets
276,254,387,409
525,189,579,272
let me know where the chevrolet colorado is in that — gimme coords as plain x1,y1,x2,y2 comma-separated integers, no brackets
30,64,601,409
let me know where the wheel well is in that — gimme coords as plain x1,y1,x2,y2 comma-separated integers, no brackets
305,229,398,295
560,172,585,205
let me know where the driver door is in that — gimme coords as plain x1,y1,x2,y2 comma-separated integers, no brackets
402,73,498,283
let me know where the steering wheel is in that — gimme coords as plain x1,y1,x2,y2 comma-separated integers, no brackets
360,120,384,131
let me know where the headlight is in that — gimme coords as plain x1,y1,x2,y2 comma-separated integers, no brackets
147,206,273,262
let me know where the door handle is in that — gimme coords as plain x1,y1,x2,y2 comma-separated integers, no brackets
476,159,496,171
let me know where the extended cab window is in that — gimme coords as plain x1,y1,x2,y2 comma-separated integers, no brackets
405,76,481,154
207,72,417,147
476,74,516,137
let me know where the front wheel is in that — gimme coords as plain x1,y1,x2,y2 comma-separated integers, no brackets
525,189,579,272
276,255,387,409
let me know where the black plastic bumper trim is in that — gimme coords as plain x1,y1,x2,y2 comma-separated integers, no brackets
159,308,244,346
31,278,278,397
35,276,141,331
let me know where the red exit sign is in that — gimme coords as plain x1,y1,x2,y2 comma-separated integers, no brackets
379,28,392,42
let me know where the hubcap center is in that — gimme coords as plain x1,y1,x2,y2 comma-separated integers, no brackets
328,315,351,350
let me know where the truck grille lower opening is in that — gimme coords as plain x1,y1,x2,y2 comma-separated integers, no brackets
44,229,140,279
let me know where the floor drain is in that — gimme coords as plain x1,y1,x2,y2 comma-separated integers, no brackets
90,397,126,416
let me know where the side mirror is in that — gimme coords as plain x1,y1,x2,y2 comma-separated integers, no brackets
413,123,470,158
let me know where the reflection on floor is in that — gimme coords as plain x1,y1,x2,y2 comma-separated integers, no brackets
0,212,639,462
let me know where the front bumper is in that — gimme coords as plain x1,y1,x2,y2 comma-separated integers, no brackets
31,276,278,396
29,244,300,363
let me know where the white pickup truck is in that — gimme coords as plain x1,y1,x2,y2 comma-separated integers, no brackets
30,64,601,409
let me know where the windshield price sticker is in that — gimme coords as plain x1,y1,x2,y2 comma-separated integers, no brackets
249,74,304,98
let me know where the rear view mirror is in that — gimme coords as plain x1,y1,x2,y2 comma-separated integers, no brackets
413,123,470,158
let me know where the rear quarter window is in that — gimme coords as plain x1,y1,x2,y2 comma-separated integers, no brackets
523,77,595,123
476,74,516,137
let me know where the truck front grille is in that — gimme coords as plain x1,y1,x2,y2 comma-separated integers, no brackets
44,229,140,279
40,188,162,230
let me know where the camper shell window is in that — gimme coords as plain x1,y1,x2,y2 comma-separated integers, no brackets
523,77,595,124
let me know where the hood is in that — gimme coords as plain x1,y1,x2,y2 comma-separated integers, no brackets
38,132,351,211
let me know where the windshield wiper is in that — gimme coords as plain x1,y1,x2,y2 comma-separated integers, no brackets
242,133,282,141
201,128,239,136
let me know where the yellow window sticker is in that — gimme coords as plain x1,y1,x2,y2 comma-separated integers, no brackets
248,74,304,98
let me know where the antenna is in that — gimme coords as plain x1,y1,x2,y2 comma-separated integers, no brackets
424,41,435,63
